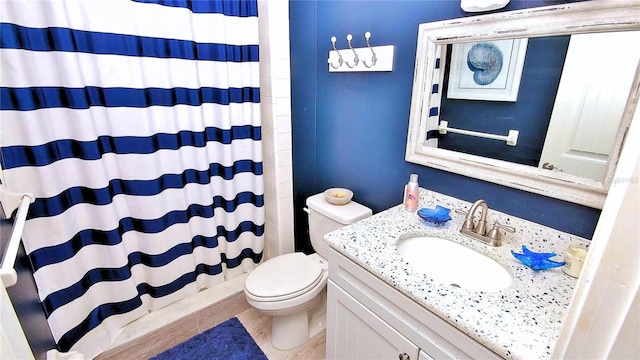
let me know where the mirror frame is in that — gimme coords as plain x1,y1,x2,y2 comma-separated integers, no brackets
406,1,640,209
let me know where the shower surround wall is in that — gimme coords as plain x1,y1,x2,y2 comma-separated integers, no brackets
258,0,295,260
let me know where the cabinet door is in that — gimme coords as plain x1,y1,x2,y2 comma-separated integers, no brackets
327,281,419,360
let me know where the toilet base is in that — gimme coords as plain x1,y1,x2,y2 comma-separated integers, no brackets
271,289,327,350
272,309,308,350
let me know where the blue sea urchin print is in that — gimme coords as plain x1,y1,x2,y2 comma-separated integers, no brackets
467,42,503,85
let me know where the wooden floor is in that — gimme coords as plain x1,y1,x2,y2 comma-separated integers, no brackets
237,307,326,360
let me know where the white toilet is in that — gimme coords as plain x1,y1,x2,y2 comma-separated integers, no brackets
244,192,372,350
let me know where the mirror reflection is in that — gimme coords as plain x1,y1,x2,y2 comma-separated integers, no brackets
430,31,640,182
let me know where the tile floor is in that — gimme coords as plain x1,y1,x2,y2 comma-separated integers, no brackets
237,307,326,360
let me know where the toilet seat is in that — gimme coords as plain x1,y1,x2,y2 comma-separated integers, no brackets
245,253,324,302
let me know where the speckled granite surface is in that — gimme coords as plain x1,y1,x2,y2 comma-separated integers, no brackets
324,188,591,360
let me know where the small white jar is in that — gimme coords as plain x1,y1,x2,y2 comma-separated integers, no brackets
562,245,588,278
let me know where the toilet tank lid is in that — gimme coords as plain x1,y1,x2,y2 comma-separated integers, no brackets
306,193,372,225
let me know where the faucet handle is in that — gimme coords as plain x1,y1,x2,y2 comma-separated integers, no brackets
487,222,516,241
455,209,474,230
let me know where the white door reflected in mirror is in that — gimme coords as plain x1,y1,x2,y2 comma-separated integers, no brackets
539,32,640,181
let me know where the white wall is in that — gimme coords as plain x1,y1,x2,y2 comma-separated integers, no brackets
257,0,295,260
552,85,640,358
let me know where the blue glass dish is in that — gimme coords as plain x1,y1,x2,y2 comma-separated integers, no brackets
511,245,565,270
417,205,451,226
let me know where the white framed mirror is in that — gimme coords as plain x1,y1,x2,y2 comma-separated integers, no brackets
406,1,640,209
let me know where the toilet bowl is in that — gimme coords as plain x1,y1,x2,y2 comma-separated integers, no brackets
244,192,372,350
245,253,328,349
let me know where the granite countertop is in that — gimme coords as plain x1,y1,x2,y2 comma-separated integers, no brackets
324,188,590,360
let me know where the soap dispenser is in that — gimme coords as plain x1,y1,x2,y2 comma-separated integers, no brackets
403,174,419,212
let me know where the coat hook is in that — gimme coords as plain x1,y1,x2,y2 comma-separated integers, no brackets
362,32,377,68
344,34,359,68
328,36,343,69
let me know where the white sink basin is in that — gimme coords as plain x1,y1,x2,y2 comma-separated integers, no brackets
396,236,512,292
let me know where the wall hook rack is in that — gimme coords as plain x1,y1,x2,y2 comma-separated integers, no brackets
327,32,394,72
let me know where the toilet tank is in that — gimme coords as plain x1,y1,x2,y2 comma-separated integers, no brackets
305,193,372,259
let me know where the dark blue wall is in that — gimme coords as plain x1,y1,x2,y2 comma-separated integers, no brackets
289,0,600,254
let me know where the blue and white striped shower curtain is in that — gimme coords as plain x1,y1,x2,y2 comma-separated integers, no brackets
425,46,445,147
0,0,263,357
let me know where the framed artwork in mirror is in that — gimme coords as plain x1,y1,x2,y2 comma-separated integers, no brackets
447,39,528,102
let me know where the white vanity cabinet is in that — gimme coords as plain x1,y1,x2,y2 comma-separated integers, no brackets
328,282,419,359
326,248,502,360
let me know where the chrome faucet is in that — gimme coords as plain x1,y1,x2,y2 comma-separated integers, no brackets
456,199,515,246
